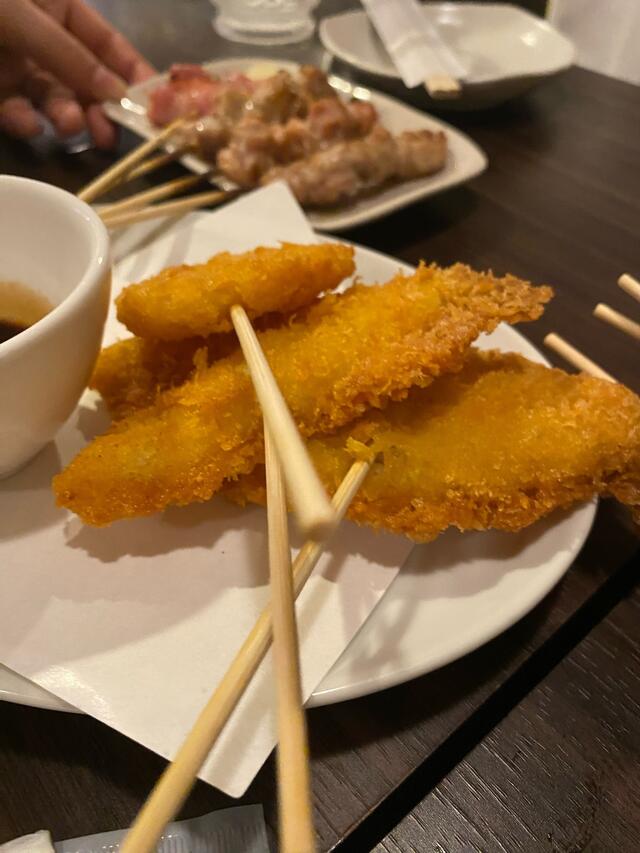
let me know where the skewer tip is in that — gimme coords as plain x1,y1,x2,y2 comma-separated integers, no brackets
300,508,338,543
618,273,640,302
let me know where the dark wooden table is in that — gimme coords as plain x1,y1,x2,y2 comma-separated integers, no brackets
2,2,639,850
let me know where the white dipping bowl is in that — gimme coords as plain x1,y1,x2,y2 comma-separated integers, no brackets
0,176,110,477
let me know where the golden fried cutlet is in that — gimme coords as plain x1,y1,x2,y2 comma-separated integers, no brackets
116,242,355,340
54,264,552,525
91,312,290,419
228,350,640,539
90,334,237,419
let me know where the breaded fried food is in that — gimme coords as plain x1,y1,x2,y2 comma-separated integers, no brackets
91,312,289,419
89,334,237,419
228,351,640,539
53,264,552,525
116,242,355,340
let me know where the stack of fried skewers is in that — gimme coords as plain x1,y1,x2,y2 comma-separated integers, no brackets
67,144,640,853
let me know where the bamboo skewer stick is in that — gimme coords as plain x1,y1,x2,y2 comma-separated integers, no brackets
618,273,640,304
264,425,315,853
593,303,640,341
100,188,232,229
231,305,336,540
425,75,461,99
125,147,189,182
119,459,369,853
77,118,185,203
543,333,616,382
98,172,213,217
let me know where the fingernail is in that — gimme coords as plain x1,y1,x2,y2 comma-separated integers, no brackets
92,66,127,102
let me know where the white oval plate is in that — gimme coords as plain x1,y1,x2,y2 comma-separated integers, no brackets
0,239,595,713
103,57,487,232
320,3,575,110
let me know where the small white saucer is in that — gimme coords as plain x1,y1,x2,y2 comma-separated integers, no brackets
320,3,574,110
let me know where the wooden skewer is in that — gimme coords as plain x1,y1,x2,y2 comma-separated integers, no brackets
543,333,616,382
618,273,640,304
125,147,189,182
98,172,213,217
593,303,640,341
231,304,336,540
100,188,232,229
425,75,461,99
119,459,370,853
77,118,185,203
264,425,315,853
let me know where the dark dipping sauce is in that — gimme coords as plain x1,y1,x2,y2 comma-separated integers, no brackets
0,282,53,344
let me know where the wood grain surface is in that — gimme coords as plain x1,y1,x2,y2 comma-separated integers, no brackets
374,560,640,853
0,1,638,850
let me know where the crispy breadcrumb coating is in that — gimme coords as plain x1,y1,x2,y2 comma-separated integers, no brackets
227,351,640,539
89,334,237,419
116,242,355,340
53,264,551,525
90,312,290,419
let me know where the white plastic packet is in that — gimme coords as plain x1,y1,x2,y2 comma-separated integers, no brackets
1,806,269,853
55,806,269,853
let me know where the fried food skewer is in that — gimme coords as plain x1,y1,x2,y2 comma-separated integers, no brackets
544,333,615,381
90,309,295,419
594,303,640,341
232,305,335,539
619,273,640,304
228,351,640,539
116,242,355,340
119,459,369,853
54,264,551,525
263,425,315,853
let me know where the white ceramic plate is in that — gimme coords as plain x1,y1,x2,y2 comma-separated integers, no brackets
0,238,595,713
320,3,575,110
103,57,487,232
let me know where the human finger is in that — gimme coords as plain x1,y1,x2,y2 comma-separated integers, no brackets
85,102,117,149
64,0,156,84
22,63,85,137
0,94,41,138
0,0,126,102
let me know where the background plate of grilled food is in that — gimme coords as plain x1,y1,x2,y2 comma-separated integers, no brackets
104,57,487,232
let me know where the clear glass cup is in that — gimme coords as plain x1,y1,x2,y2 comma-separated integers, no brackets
211,0,317,46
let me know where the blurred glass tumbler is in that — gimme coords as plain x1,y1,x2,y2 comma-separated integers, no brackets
212,0,317,45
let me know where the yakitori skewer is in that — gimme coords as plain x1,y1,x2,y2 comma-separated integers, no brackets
100,187,234,229
98,171,213,218
77,118,185,203
119,458,370,853
125,147,189,182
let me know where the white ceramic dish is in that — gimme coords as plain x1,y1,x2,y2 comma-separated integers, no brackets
103,57,487,232
320,3,575,110
0,177,110,477
0,228,595,713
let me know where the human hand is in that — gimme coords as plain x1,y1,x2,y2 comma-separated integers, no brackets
0,0,155,148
